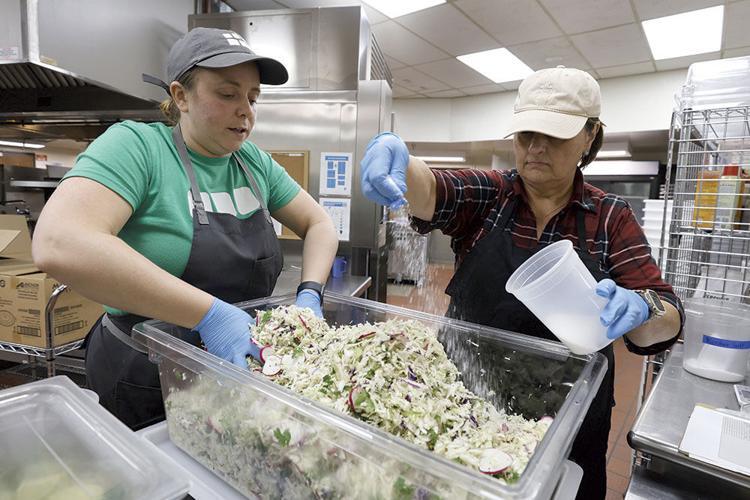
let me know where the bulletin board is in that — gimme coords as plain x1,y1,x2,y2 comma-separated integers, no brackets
269,151,309,240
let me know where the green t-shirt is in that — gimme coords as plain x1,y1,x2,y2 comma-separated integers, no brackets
64,120,300,313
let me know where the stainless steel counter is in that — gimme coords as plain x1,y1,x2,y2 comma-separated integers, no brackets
273,268,372,298
626,343,750,498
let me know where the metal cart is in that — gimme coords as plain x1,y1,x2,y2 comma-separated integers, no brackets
629,56,750,498
0,284,86,379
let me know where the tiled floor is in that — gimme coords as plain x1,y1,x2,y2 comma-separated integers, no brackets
387,263,641,499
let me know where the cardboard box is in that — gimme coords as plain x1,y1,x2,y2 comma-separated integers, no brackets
0,215,103,349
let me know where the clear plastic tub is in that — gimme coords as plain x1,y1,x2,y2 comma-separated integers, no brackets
506,239,610,355
682,298,750,382
133,293,607,500
676,55,750,111
0,376,190,499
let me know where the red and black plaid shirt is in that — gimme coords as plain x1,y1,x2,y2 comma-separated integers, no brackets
412,168,682,354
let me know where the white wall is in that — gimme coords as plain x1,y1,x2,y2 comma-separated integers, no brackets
393,69,688,142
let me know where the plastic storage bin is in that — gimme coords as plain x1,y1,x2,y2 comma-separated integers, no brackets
0,376,190,499
133,293,607,500
682,298,750,382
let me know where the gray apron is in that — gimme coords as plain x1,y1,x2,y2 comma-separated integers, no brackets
84,125,283,430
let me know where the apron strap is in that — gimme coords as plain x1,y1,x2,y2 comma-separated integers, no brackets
172,125,210,225
233,153,273,225
498,197,520,231
101,314,149,354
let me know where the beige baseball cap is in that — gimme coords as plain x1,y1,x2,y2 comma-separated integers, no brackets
505,66,602,140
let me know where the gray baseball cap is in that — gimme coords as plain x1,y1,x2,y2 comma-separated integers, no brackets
143,27,288,93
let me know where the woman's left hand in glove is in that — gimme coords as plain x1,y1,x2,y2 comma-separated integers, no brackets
295,289,323,318
595,279,649,339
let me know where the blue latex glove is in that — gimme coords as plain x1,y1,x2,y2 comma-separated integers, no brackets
595,279,650,339
194,298,261,366
296,289,323,318
360,132,409,209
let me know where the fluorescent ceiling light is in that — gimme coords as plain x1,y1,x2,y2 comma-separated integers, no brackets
596,150,631,159
597,141,631,159
642,6,723,60
457,48,533,84
364,0,445,19
416,155,466,163
0,140,45,149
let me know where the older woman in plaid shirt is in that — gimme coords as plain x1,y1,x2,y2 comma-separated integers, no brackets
360,66,683,500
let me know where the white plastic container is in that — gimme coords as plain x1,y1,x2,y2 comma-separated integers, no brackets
506,239,610,355
682,298,750,382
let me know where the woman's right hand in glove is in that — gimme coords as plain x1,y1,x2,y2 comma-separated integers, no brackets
360,132,409,209
194,298,261,367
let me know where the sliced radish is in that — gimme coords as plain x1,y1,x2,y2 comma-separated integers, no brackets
259,346,274,364
262,355,282,376
403,378,425,389
478,449,513,475
539,416,554,425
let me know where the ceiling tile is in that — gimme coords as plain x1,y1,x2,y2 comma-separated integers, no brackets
508,36,591,70
723,46,750,59
654,51,720,71
595,61,655,79
414,58,493,87
392,84,420,97
631,0,723,21
425,89,468,98
462,83,506,95
454,0,561,45
392,67,450,93
571,24,653,67
372,21,450,65
725,1,750,49
540,0,636,34
396,4,498,56
385,56,407,70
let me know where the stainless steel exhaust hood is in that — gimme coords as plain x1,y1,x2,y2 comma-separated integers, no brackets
0,0,194,141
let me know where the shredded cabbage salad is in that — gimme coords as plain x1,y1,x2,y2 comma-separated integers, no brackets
251,306,550,479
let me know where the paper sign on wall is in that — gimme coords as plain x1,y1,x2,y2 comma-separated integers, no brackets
320,197,350,241
319,152,352,196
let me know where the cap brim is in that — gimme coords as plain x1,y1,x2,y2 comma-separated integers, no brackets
196,52,289,85
504,110,587,140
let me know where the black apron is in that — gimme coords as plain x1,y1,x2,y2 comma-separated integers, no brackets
445,197,615,500
84,126,283,430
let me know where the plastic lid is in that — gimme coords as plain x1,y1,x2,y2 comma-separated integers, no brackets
722,165,740,176
0,376,189,500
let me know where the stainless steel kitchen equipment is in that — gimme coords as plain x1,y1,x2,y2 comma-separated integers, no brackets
0,0,195,142
133,293,606,499
659,56,750,303
626,344,750,499
190,6,393,301
582,160,662,220
630,56,750,498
